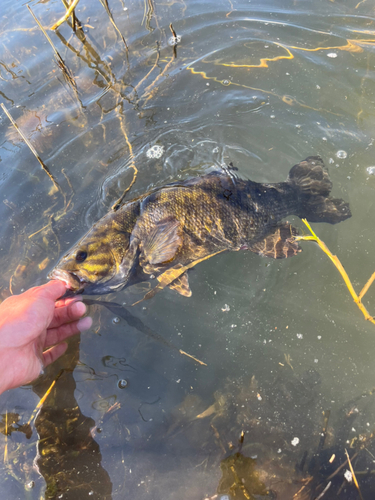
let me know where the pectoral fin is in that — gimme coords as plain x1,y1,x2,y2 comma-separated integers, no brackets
141,219,182,265
248,223,300,258
168,272,192,297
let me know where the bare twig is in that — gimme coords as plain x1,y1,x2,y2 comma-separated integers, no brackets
51,0,80,30
27,370,64,427
345,449,364,500
141,55,175,103
327,451,359,481
130,43,160,98
111,103,138,211
1,103,61,194
27,5,77,92
314,481,331,500
97,0,128,50
296,219,375,325
169,23,178,59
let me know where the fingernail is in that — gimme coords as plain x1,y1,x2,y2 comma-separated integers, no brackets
71,301,86,316
77,316,93,332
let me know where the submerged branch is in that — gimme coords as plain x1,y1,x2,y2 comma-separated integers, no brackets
111,103,138,211
98,0,128,50
296,219,375,325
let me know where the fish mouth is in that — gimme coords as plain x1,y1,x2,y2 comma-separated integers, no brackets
48,268,87,295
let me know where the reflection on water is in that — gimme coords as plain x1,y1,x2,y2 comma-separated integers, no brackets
33,338,112,500
1,0,375,498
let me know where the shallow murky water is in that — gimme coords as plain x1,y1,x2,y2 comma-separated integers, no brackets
1,0,375,498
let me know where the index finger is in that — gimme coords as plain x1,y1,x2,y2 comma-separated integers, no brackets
27,280,67,302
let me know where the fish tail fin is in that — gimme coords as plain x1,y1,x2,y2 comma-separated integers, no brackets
288,156,351,224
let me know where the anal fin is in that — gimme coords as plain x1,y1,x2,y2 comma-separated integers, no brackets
168,272,192,297
248,223,301,259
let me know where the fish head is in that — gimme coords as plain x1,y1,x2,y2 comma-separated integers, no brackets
48,212,139,295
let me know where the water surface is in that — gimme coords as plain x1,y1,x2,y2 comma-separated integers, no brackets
1,0,375,498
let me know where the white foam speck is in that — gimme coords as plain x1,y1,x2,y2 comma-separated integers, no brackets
291,437,299,446
146,145,164,159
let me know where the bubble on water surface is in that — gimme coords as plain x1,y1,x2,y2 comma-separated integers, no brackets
336,150,347,159
366,166,375,175
146,145,164,159
118,379,128,389
25,481,35,490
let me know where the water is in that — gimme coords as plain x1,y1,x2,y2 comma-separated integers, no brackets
1,0,375,498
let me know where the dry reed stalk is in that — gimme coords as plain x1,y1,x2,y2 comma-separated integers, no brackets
297,219,375,325
97,0,128,50
27,5,77,92
51,0,80,30
1,103,61,194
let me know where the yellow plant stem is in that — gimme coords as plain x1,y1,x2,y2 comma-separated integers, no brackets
297,219,375,325
27,370,64,426
345,449,364,500
51,0,80,30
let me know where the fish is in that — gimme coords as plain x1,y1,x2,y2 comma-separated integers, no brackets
48,156,351,297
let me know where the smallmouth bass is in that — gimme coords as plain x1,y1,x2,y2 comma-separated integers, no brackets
48,156,351,297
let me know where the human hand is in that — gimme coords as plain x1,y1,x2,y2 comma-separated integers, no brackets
0,280,92,394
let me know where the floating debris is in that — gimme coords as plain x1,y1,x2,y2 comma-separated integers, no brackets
366,166,375,175
327,52,338,58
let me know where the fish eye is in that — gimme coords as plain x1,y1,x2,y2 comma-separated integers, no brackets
75,250,88,263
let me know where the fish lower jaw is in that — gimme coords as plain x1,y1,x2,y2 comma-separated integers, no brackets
48,268,86,293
